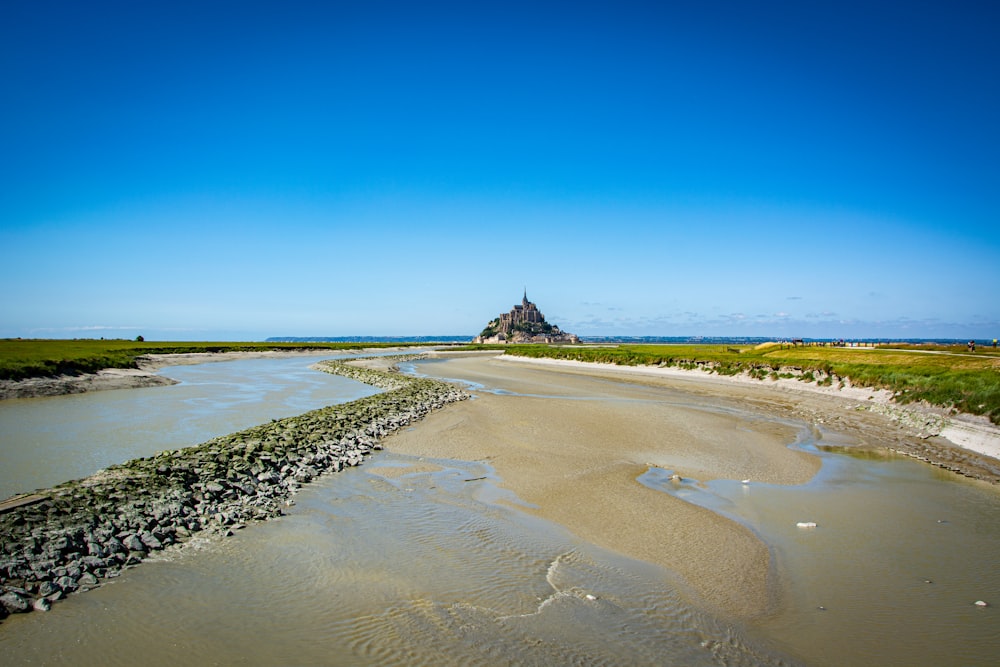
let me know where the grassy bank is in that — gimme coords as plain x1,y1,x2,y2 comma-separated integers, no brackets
7,339,999,424
0,339,428,382
494,343,1000,424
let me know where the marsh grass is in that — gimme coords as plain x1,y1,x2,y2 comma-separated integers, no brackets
7,339,1000,424
0,339,424,382
499,343,1000,424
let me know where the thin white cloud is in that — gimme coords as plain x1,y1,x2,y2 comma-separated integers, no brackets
561,310,1000,339
30,325,146,333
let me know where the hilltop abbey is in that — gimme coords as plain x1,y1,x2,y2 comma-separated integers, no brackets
472,291,579,344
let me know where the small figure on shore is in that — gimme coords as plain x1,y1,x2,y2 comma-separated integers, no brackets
993,338,997,349
968,340,976,353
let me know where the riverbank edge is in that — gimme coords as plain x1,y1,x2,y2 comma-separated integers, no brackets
495,354,1000,483
0,348,432,401
0,356,468,620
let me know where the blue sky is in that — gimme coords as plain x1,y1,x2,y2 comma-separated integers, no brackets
2,1,998,340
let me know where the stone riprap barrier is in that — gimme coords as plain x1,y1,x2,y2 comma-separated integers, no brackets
0,357,468,618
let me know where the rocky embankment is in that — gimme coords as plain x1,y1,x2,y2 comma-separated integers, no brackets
0,357,468,620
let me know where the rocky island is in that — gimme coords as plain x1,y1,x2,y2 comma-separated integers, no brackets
472,291,579,344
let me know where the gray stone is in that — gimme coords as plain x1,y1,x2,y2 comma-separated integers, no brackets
78,572,99,588
81,555,108,570
0,591,31,613
36,580,59,597
123,534,145,552
105,537,126,554
55,576,77,592
47,535,70,554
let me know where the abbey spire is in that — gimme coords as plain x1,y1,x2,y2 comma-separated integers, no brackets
472,291,579,344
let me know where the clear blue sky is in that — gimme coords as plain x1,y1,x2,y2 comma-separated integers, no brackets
2,1,998,340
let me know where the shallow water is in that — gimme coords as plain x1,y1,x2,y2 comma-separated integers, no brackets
2,355,999,666
408,357,1000,665
0,354,379,499
0,453,791,666
642,449,1000,666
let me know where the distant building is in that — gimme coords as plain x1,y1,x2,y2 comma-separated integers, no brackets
472,291,579,344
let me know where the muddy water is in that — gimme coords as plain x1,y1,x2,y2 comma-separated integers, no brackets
0,453,789,666
642,449,1000,666
1,355,999,665
0,354,379,499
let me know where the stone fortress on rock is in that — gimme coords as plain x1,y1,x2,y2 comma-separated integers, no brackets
472,291,580,344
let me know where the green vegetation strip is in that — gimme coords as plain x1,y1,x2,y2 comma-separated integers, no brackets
495,343,1000,425
0,339,430,381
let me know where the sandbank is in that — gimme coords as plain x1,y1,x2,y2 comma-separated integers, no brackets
382,353,1000,619
383,354,816,618
496,354,1000,467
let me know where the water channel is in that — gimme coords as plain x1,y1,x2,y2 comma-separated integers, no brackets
1,354,998,665
0,353,380,500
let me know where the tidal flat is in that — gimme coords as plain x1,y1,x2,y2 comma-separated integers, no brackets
2,352,999,665
386,353,1000,665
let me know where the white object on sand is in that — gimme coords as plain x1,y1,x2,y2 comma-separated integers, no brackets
796,521,818,528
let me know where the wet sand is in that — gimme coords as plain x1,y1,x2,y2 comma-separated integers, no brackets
6,346,996,620
383,354,820,618
5,351,998,666
385,353,1000,620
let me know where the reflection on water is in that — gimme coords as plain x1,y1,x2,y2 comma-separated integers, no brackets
0,453,793,666
641,444,1000,666
0,354,379,499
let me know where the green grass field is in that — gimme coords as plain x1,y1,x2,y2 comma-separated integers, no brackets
486,342,1000,424
5,339,999,425
0,339,425,382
